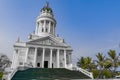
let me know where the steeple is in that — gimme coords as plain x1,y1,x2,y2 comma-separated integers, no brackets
16,37,20,42
46,2,49,7
35,2,56,37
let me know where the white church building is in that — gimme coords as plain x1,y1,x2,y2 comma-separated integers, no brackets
11,3,72,69
4,3,94,80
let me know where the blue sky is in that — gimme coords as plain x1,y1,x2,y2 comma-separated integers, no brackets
0,0,120,63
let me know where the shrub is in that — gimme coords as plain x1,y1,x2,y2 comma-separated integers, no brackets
0,72,3,79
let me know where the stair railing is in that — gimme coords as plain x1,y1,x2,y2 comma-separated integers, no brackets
73,65,93,79
7,68,18,80
66,64,93,79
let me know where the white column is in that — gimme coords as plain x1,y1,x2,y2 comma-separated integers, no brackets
38,22,40,33
49,22,51,33
69,53,72,64
70,53,72,63
53,24,55,35
11,50,16,69
64,50,67,68
16,50,20,68
34,48,37,67
57,49,60,68
50,49,53,68
35,23,38,34
42,48,45,68
25,48,29,64
43,20,46,32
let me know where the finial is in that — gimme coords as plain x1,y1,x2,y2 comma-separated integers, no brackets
16,37,20,42
46,1,49,7
29,34,32,39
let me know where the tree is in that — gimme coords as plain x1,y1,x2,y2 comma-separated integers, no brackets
0,54,11,72
77,57,86,69
107,50,120,77
96,53,106,78
77,49,120,79
77,57,96,71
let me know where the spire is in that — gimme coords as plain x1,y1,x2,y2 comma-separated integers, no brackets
16,37,20,42
46,2,49,7
41,2,53,13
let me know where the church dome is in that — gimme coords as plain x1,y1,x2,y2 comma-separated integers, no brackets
41,2,53,13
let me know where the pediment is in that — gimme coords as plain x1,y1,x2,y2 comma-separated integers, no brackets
27,36,69,47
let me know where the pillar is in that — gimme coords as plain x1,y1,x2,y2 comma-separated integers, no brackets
34,48,37,67
16,50,20,68
64,50,67,68
70,53,72,63
38,22,40,33
35,23,38,34
57,49,60,68
50,49,53,68
42,48,45,68
25,48,29,64
43,20,46,32
11,50,17,69
49,22,51,33
53,23,55,35
69,53,72,64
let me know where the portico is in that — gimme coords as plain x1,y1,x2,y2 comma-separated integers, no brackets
25,46,71,68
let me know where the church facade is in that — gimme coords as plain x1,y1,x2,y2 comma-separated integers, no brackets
11,3,72,69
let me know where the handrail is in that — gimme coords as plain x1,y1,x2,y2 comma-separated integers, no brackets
76,66,93,79
66,64,93,79
8,68,18,80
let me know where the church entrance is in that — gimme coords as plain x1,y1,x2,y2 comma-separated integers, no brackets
44,61,48,68
52,63,54,68
37,63,40,67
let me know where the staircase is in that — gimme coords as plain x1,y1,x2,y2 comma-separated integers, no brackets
11,68,91,80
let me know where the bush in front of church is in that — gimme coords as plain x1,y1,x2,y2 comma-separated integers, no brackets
0,72,3,80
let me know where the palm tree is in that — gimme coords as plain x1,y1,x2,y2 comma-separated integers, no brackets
77,57,96,71
77,57,86,69
107,50,120,77
96,53,106,78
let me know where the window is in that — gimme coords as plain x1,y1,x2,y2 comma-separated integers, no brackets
60,63,63,67
46,28,48,32
19,62,23,65
16,49,18,53
42,28,44,32
38,53,41,56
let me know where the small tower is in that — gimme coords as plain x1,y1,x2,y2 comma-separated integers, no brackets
35,2,56,37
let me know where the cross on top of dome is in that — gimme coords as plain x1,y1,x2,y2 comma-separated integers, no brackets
41,2,53,13
46,2,49,7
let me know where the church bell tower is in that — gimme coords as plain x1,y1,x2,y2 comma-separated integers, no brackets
35,2,56,37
